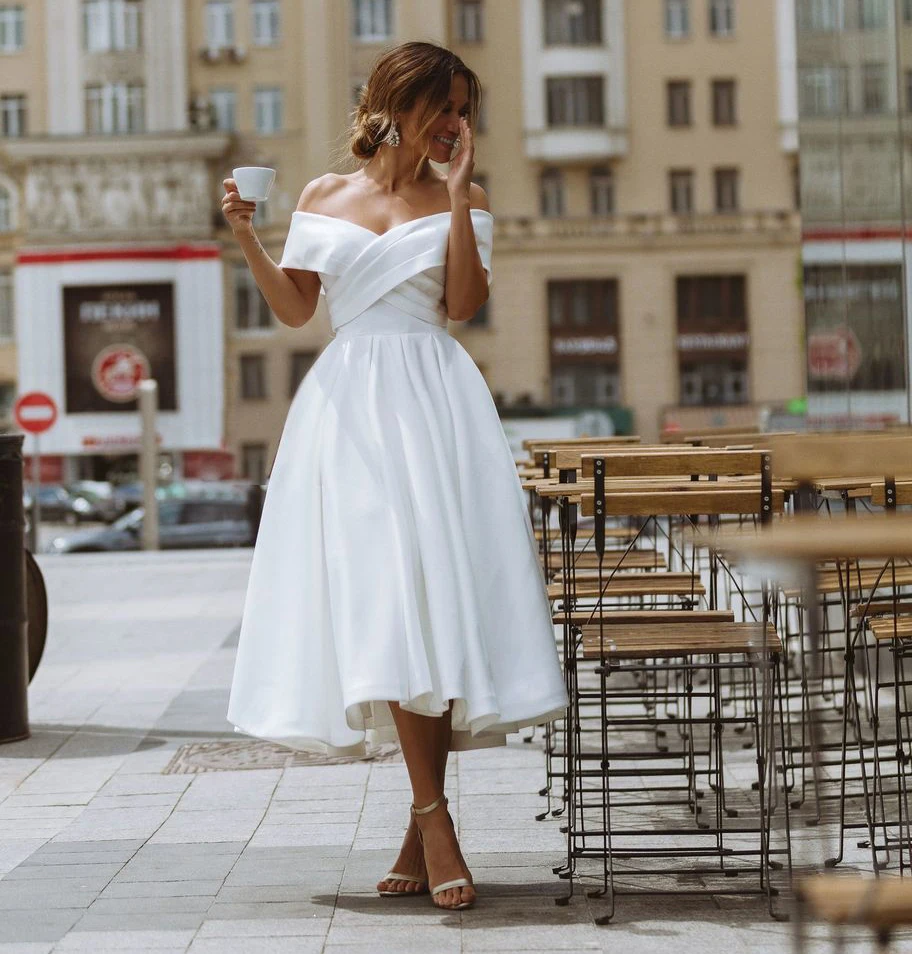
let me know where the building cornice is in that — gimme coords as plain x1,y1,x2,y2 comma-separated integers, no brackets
0,132,231,162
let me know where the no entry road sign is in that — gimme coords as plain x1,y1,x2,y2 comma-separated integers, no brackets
14,392,58,435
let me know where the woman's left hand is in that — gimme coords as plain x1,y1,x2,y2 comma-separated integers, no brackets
446,116,474,202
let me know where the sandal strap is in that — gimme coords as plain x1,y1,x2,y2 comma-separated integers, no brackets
431,877,472,896
383,871,426,884
412,793,448,815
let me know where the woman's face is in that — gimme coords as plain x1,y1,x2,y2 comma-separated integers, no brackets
402,73,471,163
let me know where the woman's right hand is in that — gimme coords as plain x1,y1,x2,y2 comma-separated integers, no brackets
222,178,258,236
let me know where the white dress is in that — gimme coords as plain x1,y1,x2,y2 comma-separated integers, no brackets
226,208,569,757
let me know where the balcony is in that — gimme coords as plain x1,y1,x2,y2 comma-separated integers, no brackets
198,45,247,64
524,125,628,162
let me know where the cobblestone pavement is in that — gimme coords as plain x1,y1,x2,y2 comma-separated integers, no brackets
0,551,890,953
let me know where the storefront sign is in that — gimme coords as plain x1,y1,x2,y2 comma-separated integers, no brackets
551,336,619,356
677,332,750,352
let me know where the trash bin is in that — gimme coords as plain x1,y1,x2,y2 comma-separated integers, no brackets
0,433,29,743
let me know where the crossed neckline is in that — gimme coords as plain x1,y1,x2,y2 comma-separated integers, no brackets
291,208,494,240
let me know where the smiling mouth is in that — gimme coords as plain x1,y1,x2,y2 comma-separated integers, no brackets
434,135,456,147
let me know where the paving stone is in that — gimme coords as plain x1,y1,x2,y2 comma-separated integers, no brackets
0,909,83,943
195,916,332,937
52,929,195,951
99,879,223,899
86,895,213,915
187,939,324,953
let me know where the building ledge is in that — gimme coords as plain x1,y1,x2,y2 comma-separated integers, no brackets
524,126,628,162
1,131,231,161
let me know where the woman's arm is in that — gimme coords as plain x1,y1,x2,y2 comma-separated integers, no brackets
444,181,491,324
222,177,323,329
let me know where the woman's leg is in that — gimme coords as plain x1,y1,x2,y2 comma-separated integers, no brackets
387,700,475,909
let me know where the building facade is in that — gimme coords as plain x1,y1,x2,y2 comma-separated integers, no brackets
0,0,805,484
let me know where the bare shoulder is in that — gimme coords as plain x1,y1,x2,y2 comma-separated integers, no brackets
467,180,491,213
294,173,350,213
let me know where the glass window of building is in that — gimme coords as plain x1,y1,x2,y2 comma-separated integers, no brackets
799,65,848,116
667,80,691,126
665,0,689,37
540,168,565,217
83,0,141,52
209,88,236,130
240,354,267,400
234,263,272,330
85,83,144,133
862,62,887,114
241,443,268,482
0,94,25,136
0,269,12,339
205,0,234,49
676,275,749,406
254,87,283,134
543,0,601,45
798,0,844,32
252,0,280,45
714,167,740,212
590,166,615,216
712,79,737,125
905,69,912,113
352,0,393,41
0,5,24,52
857,0,888,29
548,279,621,408
546,76,604,126
289,351,317,398
904,0,912,23
455,0,483,42
670,169,694,214
709,0,735,36
0,187,10,232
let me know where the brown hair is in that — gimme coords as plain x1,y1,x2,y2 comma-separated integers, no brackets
339,41,481,179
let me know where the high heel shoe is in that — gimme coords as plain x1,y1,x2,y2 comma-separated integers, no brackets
377,809,429,897
411,793,475,910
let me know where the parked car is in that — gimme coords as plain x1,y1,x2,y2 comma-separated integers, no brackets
65,480,126,524
48,495,254,553
23,485,81,525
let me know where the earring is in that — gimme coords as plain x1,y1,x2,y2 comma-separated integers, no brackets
384,120,401,147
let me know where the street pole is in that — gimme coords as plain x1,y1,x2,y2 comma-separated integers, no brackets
138,379,159,551
29,433,40,555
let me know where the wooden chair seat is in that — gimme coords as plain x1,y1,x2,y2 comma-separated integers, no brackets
548,572,705,601
798,875,912,930
868,616,912,641
548,552,667,576
581,621,780,659
784,565,912,597
556,609,735,625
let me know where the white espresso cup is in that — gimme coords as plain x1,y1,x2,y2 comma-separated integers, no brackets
232,166,276,202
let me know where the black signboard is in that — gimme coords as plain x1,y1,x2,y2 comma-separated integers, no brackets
63,283,177,413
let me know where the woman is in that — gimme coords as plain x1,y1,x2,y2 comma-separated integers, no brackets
223,41,568,912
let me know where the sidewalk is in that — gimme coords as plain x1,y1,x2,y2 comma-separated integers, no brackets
0,551,813,952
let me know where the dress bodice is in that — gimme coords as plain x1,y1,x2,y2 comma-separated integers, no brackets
278,209,494,337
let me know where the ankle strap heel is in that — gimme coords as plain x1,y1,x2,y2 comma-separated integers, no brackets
412,793,447,816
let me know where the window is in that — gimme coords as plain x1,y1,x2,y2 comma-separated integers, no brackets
241,442,268,482
905,0,912,23
546,76,604,126
0,187,10,231
472,171,489,203
665,0,689,38
0,5,24,52
709,0,735,36
0,383,13,422
210,88,236,130
0,94,25,136
540,168,565,217
472,298,490,327
906,69,912,113
549,279,621,408
798,0,844,31
714,167,739,212
793,161,801,210
85,83,144,133
670,169,694,214
234,263,272,330
352,0,392,40
590,166,614,216
455,0,483,42
543,0,601,45
676,275,749,406
0,269,12,339
712,79,736,125
83,0,142,52
858,0,887,29
252,0,280,45
799,65,848,116
254,87,282,134
667,80,691,126
862,62,887,113
476,88,488,133
240,354,267,399
205,0,234,49
289,351,316,397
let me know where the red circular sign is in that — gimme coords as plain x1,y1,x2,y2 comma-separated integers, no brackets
91,344,150,403
14,391,58,435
